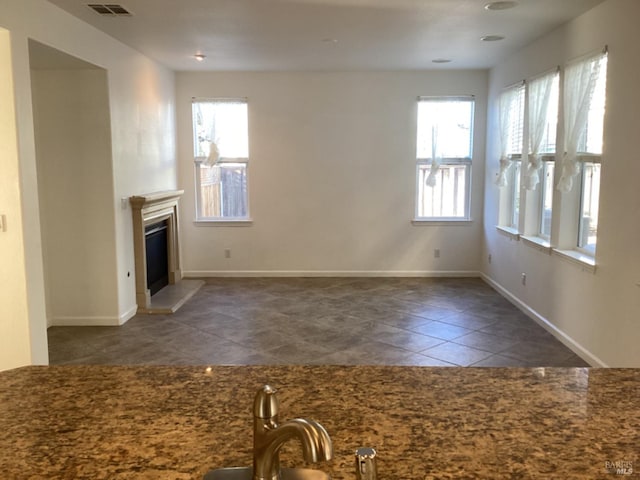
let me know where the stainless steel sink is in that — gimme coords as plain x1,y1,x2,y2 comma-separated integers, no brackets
204,467,330,480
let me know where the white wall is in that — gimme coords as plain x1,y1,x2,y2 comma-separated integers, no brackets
177,71,487,276
0,0,176,367
483,0,640,367
32,68,119,324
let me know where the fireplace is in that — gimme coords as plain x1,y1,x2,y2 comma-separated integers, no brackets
130,190,183,312
145,220,169,296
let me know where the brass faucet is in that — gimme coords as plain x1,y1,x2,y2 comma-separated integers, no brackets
252,385,333,480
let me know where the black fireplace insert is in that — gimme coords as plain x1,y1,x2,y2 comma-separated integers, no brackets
145,221,169,296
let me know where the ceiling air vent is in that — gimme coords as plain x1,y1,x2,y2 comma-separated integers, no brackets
87,4,132,16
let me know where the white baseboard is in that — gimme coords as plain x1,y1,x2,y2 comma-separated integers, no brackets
184,270,481,278
480,273,608,367
119,304,138,325
51,316,121,326
50,304,138,327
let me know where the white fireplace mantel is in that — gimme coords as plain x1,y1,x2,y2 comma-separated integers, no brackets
130,190,184,312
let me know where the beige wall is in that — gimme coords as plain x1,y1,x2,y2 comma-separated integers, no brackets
483,0,640,367
177,71,488,276
32,68,119,324
0,0,176,367
0,28,33,370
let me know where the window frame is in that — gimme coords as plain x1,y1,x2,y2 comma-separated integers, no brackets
414,95,475,222
576,155,602,256
415,158,472,221
557,50,607,258
574,54,607,255
508,156,522,230
525,70,560,242
191,98,251,223
537,156,555,240
496,82,526,232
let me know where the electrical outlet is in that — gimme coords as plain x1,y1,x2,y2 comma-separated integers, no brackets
521,273,527,286
434,249,440,258
120,197,129,210
224,248,231,259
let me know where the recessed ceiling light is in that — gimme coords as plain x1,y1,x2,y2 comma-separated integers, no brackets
484,1,518,10
432,58,452,64
481,35,505,42
193,54,206,62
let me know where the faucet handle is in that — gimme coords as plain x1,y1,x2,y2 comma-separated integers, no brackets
253,385,280,420
355,447,377,480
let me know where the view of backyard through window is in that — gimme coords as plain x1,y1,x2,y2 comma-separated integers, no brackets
192,100,249,220
416,97,474,219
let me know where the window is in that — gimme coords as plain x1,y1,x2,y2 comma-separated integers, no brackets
415,96,474,220
509,161,521,229
578,162,601,252
496,83,525,230
539,161,555,238
525,70,559,240
192,99,249,221
558,51,607,256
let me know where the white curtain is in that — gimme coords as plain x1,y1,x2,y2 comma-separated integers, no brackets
193,100,248,167
204,103,221,167
557,52,605,193
496,85,522,187
426,124,440,187
419,98,473,188
524,72,555,190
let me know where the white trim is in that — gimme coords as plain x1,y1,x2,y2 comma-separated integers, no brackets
521,235,552,253
552,248,596,273
495,225,521,240
481,273,607,367
50,314,124,327
119,304,138,325
194,219,253,226
418,95,475,102
191,96,247,103
412,219,472,225
184,270,481,278
49,304,136,326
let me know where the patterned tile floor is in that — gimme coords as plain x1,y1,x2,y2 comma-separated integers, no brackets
48,277,590,367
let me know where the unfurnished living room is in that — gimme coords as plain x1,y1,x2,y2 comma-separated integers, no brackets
2,0,639,371
3,2,640,479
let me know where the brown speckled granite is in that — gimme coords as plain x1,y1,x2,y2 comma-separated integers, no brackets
0,366,638,479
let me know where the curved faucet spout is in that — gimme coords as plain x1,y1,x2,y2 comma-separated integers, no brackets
260,418,333,464
252,386,333,480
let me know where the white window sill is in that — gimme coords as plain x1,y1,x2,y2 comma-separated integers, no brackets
521,235,552,254
194,219,253,226
552,248,596,273
495,225,520,240
412,218,472,226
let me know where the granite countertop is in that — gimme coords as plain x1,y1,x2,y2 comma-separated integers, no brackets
0,365,638,479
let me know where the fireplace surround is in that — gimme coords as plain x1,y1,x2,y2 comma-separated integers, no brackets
130,190,183,312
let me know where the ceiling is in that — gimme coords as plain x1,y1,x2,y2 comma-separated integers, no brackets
45,0,604,71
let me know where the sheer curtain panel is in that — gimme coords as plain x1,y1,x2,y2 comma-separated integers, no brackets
557,50,607,193
525,71,557,190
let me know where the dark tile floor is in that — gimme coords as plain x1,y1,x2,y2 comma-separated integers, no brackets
48,277,590,367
